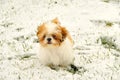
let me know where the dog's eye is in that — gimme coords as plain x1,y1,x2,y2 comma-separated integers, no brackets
52,34,56,39
43,35,46,38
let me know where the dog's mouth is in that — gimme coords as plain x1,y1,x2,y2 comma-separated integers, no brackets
47,41,52,44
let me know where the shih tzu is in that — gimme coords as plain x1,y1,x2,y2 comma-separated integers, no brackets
37,18,74,68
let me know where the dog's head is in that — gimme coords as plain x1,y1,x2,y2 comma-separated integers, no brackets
37,18,68,47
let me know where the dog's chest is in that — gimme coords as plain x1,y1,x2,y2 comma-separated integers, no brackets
47,47,64,56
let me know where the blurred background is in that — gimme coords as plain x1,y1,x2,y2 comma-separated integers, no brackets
0,0,120,80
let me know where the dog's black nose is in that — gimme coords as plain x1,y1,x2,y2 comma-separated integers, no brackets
47,38,51,42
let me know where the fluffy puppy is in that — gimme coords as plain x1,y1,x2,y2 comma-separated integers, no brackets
37,18,74,67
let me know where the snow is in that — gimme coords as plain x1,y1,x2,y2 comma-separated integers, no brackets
0,0,120,80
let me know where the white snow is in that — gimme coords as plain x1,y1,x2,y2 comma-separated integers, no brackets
0,0,120,80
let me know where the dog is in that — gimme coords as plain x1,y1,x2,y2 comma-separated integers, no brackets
37,18,74,67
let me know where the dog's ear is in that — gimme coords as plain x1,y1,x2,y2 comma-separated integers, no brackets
52,18,60,24
37,23,45,36
60,27,68,41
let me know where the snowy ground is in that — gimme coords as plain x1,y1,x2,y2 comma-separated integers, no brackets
0,0,120,80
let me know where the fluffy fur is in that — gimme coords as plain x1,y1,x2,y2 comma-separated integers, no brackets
37,18,74,67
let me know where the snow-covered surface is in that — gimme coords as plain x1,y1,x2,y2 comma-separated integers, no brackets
0,0,120,80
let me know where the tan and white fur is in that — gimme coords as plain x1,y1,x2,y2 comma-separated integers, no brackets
37,18,74,67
